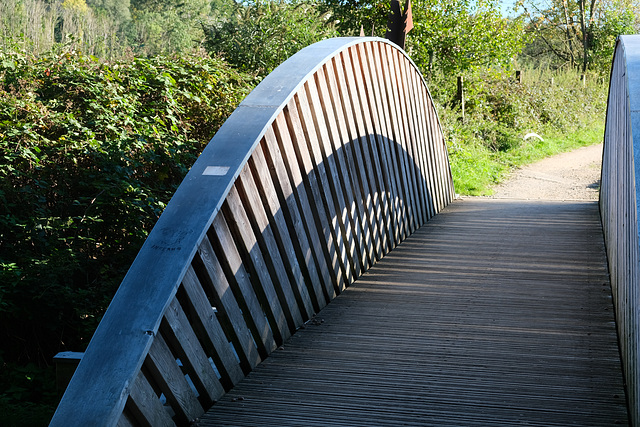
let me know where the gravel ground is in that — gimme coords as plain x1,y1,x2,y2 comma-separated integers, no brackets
484,143,603,201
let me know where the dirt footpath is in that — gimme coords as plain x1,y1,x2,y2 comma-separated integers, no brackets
487,144,603,201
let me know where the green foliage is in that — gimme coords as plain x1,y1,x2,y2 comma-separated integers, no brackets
0,0,126,59
0,0,222,59
127,0,211,56
202,0,339,77
407,0,529,75
209,0,238,18
0,44,252,418
319,0,528,75
318,0,388,36
590,6,637,71
438,68,608,194
0,361,56,427
518,0,639,73
87,0,131,24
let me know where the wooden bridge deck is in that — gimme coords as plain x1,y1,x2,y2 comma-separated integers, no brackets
200,198,628,426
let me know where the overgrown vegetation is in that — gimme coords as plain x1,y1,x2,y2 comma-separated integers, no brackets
434,67,608,194
518,0,639,72
0,43,252,425
0,0,635,425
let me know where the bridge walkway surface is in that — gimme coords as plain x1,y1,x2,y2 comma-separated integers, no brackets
200,198,628,426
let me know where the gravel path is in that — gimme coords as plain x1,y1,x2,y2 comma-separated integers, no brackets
486,143,603,201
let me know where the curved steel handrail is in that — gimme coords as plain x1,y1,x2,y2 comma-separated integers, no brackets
50,37,455,426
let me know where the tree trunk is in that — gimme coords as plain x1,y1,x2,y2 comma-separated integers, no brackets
578,0,589,72
562,0,576,68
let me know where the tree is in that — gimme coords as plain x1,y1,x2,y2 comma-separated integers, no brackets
202,0,339,77
126,0,211,55
518,0,639,72
590,3,637,69
318,0,389,36
86,0,131,24
210,0,238,19
318,0,527,76
0,0,127,58
407,0,528,75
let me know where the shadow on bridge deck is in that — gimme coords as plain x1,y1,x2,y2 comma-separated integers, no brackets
200,198,628,426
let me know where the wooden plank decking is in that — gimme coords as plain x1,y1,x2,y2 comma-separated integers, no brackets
200,198,628,426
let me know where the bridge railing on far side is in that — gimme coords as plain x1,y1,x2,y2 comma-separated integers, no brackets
49,37,455,426
601,34,640,427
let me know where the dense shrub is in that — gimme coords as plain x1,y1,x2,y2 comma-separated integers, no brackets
0,43,253,415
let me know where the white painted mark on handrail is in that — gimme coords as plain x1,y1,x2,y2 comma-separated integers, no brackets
203,166,230,176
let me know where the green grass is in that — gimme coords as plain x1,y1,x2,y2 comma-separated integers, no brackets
436,65,607,196
448,125,604,196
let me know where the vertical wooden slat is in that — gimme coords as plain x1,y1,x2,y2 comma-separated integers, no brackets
400,52,431,225
260,128,329,310
247,143,316,319
222,186,291,344
146,334,204,424
162,297,225,404
285,98,349,293
413,68,442,211
236,167,306,329
379,43,412,235
377,43,410,241
308,72,367,278
195,236,261,371
295,88,356,288
341,48,388,260
356,42,395,228
180,266,245,387
323,58,378,266
127,371,176,427
300,79,361,281
210,213,277,357
350,44,396,254
391,48,424,227
406,61,437,219
117,412,137,427
271,113,339,301
387,47,420,233
336,48,387,259
313,65,371,273
361,41,401,249
422,78,453,209
331,53,385,261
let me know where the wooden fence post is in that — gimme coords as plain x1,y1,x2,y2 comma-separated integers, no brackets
457,75,465,122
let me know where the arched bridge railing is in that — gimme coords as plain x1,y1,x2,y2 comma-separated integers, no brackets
50,37,455,426
601,34,640,427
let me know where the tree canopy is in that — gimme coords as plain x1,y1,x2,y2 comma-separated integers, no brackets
407,0,528,74
203,0,339,77
518,0,640,71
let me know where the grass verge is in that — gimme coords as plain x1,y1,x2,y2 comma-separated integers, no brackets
448,124,605,196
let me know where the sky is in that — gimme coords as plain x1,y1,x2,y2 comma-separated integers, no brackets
501,0,520,17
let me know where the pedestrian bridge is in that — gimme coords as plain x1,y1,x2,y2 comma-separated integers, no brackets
50,36,639,426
